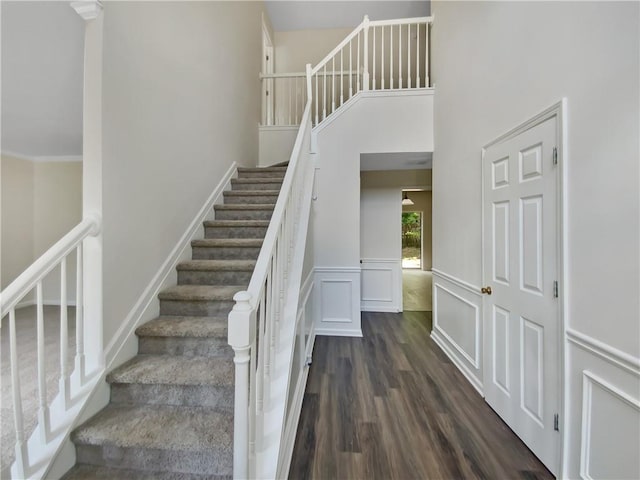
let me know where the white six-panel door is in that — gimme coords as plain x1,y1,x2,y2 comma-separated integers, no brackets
482,114,560,475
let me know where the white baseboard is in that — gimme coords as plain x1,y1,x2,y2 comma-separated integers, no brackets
104,162,237,369
431,328,484,395
314,327,363,337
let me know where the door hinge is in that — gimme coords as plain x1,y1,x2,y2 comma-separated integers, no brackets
266,90,269,96
554,413,560,431
553,147,558,165
266,55,270,61
553,280,559,298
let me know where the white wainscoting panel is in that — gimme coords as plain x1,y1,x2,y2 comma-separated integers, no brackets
314,267,362,337
361,259,401,313
563,329,640,479
431,269,483,393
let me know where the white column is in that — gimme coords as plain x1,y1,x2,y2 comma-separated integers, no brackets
71,0,105,375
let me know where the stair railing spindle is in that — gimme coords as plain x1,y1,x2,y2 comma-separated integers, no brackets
399,24,403,89
416,23,421,88
36,281,50,442
390,25,394,89
10,308,27,478
381,26,385,89
60,256,70,408
407,23,411,88
75,243,85,383
362,15,370,91
372,26,376,90
425,21,429,87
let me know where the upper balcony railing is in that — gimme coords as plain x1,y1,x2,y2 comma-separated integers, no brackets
261,15,433,128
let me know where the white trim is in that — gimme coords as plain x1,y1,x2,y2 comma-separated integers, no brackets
312,88,434,135
1,151,82,163
431,328,484,395
104,162,237,368
278,364,310,479
259,125,300,132
361,305,400,313
567,329,640,376
431,268,482,296
580,371,640,480
360,258,398,264
314,326,363,337
315,266,361,274
433,282,480,368
70,0,103,21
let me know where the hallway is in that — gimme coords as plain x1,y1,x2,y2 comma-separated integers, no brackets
402,269,432,311
289,311,553,479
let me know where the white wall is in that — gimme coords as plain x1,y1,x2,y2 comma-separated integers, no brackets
259,126,298,167
100,1,265,349
431,2,639,477
313,90,434,335
1,154,82,302
360,188,402,312
274,27,354,72
1,155,34,289
0,1,84,156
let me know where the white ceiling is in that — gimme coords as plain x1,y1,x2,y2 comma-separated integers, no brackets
360,152,432,171
1,1,84,157
265,1,429,31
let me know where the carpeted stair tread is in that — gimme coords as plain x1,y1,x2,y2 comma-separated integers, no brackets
136,316,227,338
62,464,230,480
107,355,233,386
214,204,275,210
176,260,256,271
237,167,286,173
191,238,262,247
158,285,244,302
223,190,280,196
202,220,270,227
231,178,282,184
71,404,232,451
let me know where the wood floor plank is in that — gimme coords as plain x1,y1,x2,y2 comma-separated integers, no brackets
289,312,554,480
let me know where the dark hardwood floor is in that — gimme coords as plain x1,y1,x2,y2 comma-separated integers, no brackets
289,311,554,480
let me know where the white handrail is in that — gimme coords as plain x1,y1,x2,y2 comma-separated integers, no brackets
1,215,101,317
1,214,102,478
229,91,314,479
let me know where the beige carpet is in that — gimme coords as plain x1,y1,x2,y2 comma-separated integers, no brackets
1,306,76,472
403,269,433,311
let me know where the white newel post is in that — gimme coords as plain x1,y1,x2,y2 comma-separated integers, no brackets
71,0,105,376
362,15,370,91
229,291,256,480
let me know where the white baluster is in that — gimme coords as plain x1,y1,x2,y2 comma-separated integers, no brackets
381,26,385,89
314,74,319,125
331,57,335,113
373,26,377,90
349,40,353,97
390,25,394,89
75,243,85,383
416,23,421,88
36,281,49,442
340,48,344,105
399,24,403,89
323,65,327,120
289,77,292,125
60,256,70,408
357,31,361,92
425,22,430,87
10,309,28,478
363,15,370,91
407,24,411,88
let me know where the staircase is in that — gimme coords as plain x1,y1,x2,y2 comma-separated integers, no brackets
62,166,287,480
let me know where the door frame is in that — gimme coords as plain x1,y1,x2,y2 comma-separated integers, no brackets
261,14,274,126
480,99,568,475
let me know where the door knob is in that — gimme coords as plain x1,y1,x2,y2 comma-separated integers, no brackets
481,286,492,295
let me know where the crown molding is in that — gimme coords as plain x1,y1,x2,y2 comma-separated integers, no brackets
1,151,82,163
70,0,103,21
